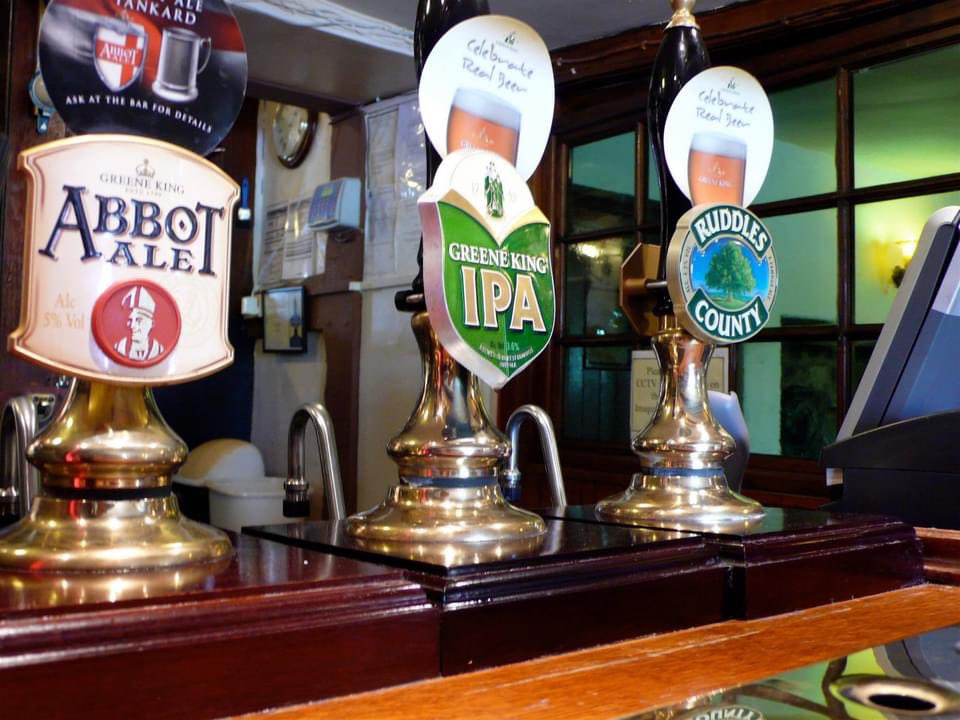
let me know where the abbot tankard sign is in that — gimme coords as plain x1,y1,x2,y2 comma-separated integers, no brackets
421,150,555,389
38,0,247,156
10,134,238,384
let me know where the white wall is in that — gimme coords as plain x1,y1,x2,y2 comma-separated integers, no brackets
248,97,500,514
353,94,497,510
355,283,422,509
250,102,333,514
353,279,498,511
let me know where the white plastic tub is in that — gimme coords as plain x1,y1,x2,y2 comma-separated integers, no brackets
208,476,301,532
176,439,265,485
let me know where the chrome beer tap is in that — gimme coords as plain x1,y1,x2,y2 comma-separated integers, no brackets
501,405,567,507
283,403,346,520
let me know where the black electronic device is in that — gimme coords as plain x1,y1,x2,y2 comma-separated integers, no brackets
822,206,960,528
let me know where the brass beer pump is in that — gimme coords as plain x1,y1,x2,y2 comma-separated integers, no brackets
0,380,231,571
344,311,545,544
0,135,240,573
282,0,546,549
596,0,764,531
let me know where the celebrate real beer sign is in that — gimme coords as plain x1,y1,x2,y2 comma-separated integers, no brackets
10,134,238,384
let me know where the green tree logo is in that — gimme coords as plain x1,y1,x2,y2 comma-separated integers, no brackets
704,241,755,307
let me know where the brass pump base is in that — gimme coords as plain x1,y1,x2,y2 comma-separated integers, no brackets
598,318,764,533
0,495,231,572
346,311,545,546
0,380,231,572
346,483,545,544
596,472,764,532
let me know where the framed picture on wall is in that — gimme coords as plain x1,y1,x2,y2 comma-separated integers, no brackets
262,286,307,353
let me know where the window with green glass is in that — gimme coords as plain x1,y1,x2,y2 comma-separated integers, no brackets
854,44,960,188
762,210,837,327
736,51,960,462
754,79,837,205
559,40,960,463
563,346,633,444
737,341,838,459
566,133,636,234
854,190,960,324
564,237,634,337
562,130,646,443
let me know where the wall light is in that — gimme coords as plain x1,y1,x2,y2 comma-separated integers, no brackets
576,243,601,259
892,238,918,288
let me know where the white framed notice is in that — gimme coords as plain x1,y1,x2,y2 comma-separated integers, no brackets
262,286,307,354
630,347,730,436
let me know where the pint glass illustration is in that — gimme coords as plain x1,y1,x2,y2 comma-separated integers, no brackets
688,133,747,206
447,88,521,165
152,27,212,103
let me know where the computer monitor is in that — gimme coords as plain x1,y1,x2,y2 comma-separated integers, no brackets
823,206,960,527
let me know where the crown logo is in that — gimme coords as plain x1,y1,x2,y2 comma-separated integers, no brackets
136,158,155,178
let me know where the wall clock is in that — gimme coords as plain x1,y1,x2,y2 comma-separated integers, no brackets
272,104,316,168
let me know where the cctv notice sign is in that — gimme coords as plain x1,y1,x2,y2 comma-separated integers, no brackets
421,150,555,389
10,135,238,385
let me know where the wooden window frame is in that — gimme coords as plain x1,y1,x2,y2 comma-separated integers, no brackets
499,0,960,509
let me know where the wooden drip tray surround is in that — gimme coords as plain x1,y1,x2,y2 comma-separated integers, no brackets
539,506,924,619
0,534,439,720
245,518,727,674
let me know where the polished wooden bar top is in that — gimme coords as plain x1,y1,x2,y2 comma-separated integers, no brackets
246,518,704,577
0,534,440,719
246,517,727,674
543,505,913,552
0,532,421,618
541,505,923,618
249,584,960,720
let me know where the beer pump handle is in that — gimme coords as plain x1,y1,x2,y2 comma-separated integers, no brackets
396,0,491,313
647,0,710,314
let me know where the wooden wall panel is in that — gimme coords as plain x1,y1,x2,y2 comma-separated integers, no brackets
0,0,66,406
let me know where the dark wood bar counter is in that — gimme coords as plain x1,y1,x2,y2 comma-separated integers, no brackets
246,518,727,673
542,506,925,618
0,534,439,719
248,584,960,720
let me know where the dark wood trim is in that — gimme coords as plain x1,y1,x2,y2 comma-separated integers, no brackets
752,326,840,341
311,113,365,293
563,223,659,245
246,79,357,118
558,334,635,347
267,585,960,720
634,123,646,226
742,454,830,500
747,174,960,220
0,0,61,406
550,0,960,136
844,323,884,338
740,490,827,509
916,527,960,585
0,535,440,719
551,0,948,89
306,291,361,516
